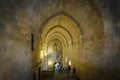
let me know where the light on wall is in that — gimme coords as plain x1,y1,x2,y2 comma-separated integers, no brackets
44,53,47,56
69,60,71,66
66,57,68,62
44,51,49,56
48,60,52,66
40,49,43,59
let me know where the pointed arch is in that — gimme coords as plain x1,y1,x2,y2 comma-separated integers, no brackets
39,11,84,44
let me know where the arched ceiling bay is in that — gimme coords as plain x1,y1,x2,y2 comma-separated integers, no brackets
41,13,82,49
47,33,67,47
45,25,72,46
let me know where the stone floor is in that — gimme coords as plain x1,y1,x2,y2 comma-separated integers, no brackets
40,71,80,80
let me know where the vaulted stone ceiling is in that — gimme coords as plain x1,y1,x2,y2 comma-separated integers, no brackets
0,0,120,80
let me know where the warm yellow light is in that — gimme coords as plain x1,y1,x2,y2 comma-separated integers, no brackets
69,60,71,66
48,60,52,66
40,50,43,59
44,53,47,56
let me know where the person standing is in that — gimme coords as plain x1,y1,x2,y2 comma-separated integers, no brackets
67,65,71,80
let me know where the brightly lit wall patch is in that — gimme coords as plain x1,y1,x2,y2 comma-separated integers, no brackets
69,60,71,66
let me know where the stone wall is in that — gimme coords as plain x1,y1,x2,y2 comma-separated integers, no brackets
0,0,33,80
0,0,120,80
0,22,33,80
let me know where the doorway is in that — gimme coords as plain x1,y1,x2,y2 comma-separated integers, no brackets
42,38,62,71
38,67,41,80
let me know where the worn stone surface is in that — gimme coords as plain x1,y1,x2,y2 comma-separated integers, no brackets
0,0,120,80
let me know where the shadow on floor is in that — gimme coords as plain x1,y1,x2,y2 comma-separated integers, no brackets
40,71,80,80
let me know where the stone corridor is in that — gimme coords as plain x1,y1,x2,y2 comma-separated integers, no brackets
0,0,120,80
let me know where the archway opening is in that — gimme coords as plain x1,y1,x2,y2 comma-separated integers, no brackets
40,12,82,71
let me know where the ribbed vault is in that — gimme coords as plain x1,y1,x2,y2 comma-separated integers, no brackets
41,12,82,70
0,0,120,80
41,13,82,46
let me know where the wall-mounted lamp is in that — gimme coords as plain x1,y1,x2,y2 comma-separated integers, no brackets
40,49,43,59
69,60,71,66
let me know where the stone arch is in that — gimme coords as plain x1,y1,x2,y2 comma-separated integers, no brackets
39,11,84,44
47,35,67,47
40,11,83,70
41,13,83,49
45,25,73,46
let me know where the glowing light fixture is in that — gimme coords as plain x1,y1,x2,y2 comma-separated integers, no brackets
44,53,47,56
40,50,43,59
69,60,71,66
